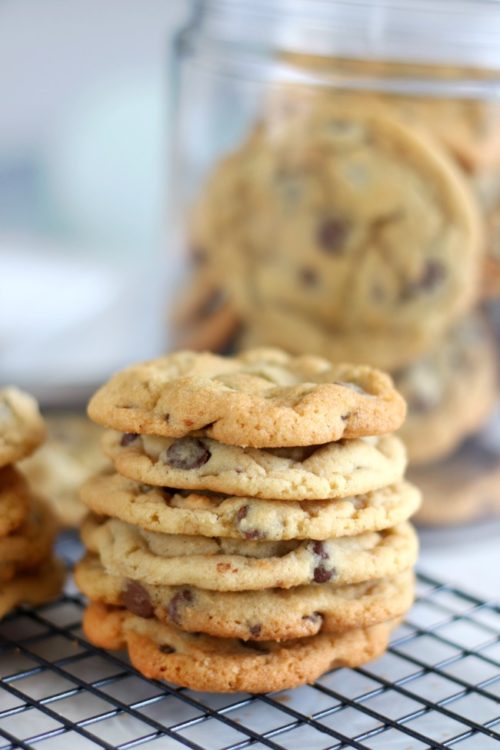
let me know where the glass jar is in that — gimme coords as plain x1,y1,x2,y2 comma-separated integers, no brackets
169,0,500,528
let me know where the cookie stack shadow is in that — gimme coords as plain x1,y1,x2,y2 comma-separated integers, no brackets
0,388,64,618
76,349,420,693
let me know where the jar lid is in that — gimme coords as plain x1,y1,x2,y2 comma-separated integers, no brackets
196,0,500,72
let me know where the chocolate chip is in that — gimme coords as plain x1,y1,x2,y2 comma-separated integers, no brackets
313,566,334,583
236,505,249,522
122,580,154,618
159,644,176,654
299,267,319,286
317,218,348,253
167,589,193,624
120,433,139,447
243,529,265,540
312,541,329,560
164,438,211,470
401,259,446,300
249,623,262,637
311,542,336,583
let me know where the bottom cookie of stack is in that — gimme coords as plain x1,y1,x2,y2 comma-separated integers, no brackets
84,601,399,693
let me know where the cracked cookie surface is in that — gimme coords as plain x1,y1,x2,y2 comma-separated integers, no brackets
88,348,406,447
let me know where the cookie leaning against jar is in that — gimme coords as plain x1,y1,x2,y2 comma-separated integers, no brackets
194,99,482,358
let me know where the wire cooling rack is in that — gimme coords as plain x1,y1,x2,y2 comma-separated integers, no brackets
0,535,498,750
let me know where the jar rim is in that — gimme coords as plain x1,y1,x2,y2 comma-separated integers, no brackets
191,0,500,71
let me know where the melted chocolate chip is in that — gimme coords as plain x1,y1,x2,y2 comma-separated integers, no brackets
167,589,194,624
236,505,249,522
317,218,348,254
120,433,139,447
122,580,154,618
249,623,262,637
311,542,335,583
159,644,176,654
165,438,211,470
243,529,265,540
299,267,319,287
313,566,334,583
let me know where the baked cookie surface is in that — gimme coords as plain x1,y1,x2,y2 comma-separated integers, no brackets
83,601,399,693
77,554,414,642
0,388,46,468
82,515,418,592
88,348,406,447
101,430,407,501
81,471,420,540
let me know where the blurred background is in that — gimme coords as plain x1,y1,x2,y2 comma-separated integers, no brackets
0,0,188,402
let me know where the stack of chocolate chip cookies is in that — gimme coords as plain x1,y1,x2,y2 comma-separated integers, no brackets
76,348,420,693
0,388,64,618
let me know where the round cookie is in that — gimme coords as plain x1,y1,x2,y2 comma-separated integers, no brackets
0,466,31,537
88,348,407,448
0,388,46,467
0,559,65,619
410,437,500,526
102,430,407,501
0,501,58,582
20,413,107,528
81,471,420,541
77,554,414,642
83,601,399,693
195,101,482,345
82,515,418,592
394,314,497,465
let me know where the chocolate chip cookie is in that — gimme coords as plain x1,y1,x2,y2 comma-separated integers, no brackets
101,430,407,501
81,470,420,540
21,413,107,528
82,515,418,592
77,554,414,641
83,601,399,693
195,100,482,348
0,559,64,619
0,466,31,537
0,388,46,467
88,348,407,447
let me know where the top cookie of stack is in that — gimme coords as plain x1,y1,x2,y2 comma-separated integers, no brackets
78,348,419,693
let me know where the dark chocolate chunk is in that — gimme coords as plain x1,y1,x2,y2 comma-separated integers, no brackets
401,259,446,300
165,438,211,470
122,580,154,618
313,566,334,583
317,217,348,253
249,623,262,637
120,433,139,447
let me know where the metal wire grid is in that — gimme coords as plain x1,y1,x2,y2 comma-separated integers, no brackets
0,542,498,750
